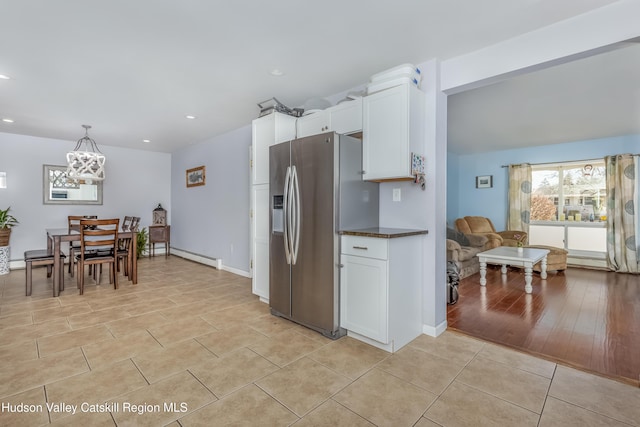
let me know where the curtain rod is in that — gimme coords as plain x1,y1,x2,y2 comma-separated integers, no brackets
500,154,639,168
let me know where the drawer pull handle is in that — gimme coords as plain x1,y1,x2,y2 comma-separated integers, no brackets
353,246,368,250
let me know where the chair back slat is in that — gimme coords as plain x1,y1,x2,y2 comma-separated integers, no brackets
122,216,133,231
79,218,119,254
68,215,98,232
121,216,141,232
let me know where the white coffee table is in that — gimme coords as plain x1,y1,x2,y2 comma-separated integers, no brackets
476,246,549,294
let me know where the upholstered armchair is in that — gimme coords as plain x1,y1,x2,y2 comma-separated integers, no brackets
446,230,489,279
454,216,527,248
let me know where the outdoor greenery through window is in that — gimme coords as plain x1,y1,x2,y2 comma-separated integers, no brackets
531,160,607,222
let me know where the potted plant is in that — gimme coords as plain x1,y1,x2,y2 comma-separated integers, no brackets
136,227,148,259
517,241,524,254
0,207,19,246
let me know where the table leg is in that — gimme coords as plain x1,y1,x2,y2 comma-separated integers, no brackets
131,232,137,284
541,256,548,280
501,264,507,274
479,259,487,286
524,266,533,294
46,235,53,278
53,236,61,297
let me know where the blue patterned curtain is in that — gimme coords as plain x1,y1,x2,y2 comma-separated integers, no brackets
605,154,638,273
508,164,532,241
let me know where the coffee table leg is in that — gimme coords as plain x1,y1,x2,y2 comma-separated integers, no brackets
479,260,487,286
524,266,533,294
541,256,548,279
501,265,507,274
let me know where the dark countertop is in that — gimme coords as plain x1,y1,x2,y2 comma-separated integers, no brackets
340,227,428,239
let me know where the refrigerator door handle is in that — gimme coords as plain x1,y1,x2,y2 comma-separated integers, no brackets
283,165,292,264
287,165,296,263
291,165,301,264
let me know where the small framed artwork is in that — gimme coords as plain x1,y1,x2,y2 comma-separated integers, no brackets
476,175,493,189
186,166,206,188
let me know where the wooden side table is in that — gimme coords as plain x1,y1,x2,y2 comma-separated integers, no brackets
149,225,170,257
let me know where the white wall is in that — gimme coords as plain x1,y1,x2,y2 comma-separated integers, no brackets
170,125,251,275
0,132,171,264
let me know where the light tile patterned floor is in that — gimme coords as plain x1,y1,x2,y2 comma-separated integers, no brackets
0,256,639,426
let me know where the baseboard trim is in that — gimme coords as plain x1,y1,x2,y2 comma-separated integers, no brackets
422,320,448,337
170,248,250,278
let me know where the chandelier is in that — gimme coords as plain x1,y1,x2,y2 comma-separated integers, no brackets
66,125,106,181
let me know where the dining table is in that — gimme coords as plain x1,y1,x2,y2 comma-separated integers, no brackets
46,228,138,297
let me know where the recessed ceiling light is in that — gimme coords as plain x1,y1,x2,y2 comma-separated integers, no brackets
0,74,10,80
2,118,14,123
143,139,151,143
270,69,284,76
185,115,196,120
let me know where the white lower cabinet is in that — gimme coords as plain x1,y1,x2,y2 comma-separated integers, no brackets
340,234,422,352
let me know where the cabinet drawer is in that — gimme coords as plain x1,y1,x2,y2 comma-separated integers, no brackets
341,235,388,260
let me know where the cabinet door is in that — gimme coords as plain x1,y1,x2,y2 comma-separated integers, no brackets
149,226,168,242
297,111,330,138
330,99,362,134
252,115,276,185
362,85,409,180
274,114,297,144
252,114,296,185
251,185,270,301
340,254,388,343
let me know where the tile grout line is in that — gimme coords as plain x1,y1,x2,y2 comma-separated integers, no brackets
536,362,558,426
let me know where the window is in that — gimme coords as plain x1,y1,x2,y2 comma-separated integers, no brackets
528,160,607,264
531,161,606,221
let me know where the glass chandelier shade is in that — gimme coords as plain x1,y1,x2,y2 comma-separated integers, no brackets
66,125,106,181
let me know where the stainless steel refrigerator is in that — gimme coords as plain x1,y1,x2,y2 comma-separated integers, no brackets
269,132,379,338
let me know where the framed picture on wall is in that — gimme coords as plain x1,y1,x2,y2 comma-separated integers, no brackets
476,175,493,189
186,166,206,187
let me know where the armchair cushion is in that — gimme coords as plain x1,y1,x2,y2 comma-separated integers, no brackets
465,233,489,248
462,216,496,234
446,233,488,279
498,230,528,247
456,216,530,249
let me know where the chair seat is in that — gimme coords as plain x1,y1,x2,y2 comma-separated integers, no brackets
76,251,114,261
24,250,66,261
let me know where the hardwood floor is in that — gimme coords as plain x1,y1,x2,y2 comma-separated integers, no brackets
447,265,640,386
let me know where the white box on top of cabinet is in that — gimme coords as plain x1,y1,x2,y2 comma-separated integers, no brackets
340,234,423,352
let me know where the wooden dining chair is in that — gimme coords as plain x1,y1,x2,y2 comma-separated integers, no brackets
76,218,119,295
67,215,97,277
116,216,141,278
24,249,66,296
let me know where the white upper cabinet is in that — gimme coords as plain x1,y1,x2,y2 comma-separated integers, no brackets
296,110,330,138
251,113,297,185
296,98,363,139
330,98,362,135
362,84,424,181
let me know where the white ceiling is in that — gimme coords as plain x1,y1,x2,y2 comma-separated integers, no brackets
447,40,640,154
0,0,625,153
